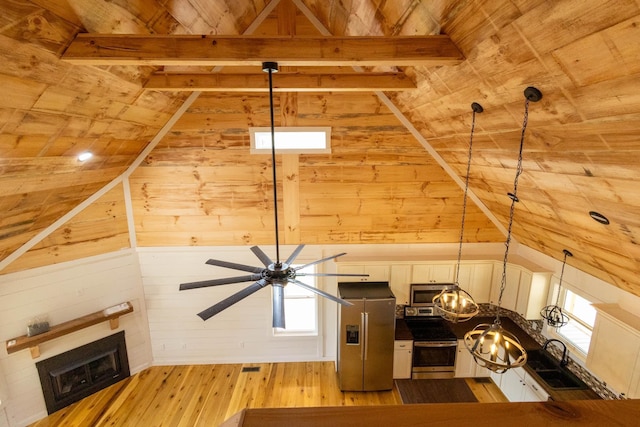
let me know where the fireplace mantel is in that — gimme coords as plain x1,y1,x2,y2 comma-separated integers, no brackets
5,301,133,358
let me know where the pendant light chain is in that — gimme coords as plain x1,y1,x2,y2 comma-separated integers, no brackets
463,86,542,373
497,96,531,318
555,250,569,306
454,104,481,284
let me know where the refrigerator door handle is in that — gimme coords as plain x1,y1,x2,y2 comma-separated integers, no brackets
363,312,369,361
360,312,365,361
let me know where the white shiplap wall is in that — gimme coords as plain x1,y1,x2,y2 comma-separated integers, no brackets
139,245,340,365
0,250,152,427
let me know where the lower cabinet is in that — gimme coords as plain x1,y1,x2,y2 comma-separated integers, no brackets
455,340,490,378
393,340,413,379
498,367,549,402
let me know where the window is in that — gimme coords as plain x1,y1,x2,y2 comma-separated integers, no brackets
554,288,597,355
273,264,318,335
250,127,331,154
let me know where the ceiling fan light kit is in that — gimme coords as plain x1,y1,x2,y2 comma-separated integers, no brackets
179,62,365,329
464,86,542,372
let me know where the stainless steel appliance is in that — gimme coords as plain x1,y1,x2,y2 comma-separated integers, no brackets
337,282,395,391
409,283,457,308
404,289,458,379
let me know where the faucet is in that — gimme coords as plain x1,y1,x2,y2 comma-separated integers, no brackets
543,338,569,367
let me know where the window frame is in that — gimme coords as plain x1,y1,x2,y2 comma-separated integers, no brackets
272,263,319,337
249,127,332,154
546,283,598,360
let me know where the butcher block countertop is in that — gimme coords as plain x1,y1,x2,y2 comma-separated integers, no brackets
221,399,640,427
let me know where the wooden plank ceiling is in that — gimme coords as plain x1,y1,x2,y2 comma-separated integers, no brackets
0,0,639,299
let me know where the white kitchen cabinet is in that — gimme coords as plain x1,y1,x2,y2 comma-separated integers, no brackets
587,304,640,398
522,371,549,402
515,270,551,320
337,264,390,282
490,264,520,312
457,262,494,304
455,340,475,378
499,366,548,402
390,264,412,305
411,263,455,283
455,340,490,378
393,340,413,379
490,264,550,320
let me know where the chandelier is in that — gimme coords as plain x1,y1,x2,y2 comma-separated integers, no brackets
433,102,482,323
464,87,542,373
540,249,573,327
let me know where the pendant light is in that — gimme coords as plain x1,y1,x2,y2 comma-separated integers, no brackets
540,249,573,327
463,87,542,373
433,102,483,323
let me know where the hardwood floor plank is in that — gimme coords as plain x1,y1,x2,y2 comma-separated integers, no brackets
29,363,503,427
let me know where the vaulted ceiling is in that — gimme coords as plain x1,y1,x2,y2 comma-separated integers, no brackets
1,1,639,298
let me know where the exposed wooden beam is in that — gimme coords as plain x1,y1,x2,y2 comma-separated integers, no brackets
62,34,464,66
144,72,416,92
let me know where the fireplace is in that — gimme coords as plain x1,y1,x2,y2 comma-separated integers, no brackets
36,331,130,414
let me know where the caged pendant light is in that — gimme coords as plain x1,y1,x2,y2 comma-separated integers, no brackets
433,103,483,323
463,87,542,373
540,249,573,328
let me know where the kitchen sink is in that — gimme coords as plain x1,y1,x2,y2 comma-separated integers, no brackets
534,369,586,390
526,350,588,390
526,350,560,371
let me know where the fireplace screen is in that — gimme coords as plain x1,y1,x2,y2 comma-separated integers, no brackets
36,331,130,414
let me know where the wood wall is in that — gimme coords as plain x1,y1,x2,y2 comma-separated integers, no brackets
129,91,503,248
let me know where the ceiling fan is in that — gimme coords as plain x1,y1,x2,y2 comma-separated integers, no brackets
179,62,365,328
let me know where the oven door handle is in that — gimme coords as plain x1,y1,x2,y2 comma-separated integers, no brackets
414,341,458,348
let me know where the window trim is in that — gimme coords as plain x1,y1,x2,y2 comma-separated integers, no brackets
249,126,332,154
546,283,598,361
272,263,319,337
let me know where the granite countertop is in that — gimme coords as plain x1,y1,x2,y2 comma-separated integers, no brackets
447,316,540,350
397,315,600,401
395,318,413,340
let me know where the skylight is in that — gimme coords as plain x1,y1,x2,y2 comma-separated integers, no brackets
249,127,331,154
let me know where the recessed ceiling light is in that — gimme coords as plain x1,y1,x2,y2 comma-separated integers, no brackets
77,152,93,161
589,211,610,225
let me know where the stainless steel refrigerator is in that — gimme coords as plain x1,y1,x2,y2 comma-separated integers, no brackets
337,282,396,391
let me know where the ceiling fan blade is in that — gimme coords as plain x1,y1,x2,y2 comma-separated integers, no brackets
205,258,264,273
285,244,306,265
272,284,285,329
294,253,347,270
297,273,370,277
250,246,274,267
197,280,267,320
179,274,263,290
290,279,353,306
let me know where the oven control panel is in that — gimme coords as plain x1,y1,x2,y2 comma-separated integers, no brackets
404,306,436,317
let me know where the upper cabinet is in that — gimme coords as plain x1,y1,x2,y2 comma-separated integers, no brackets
337,264,390,282
411,263,455,283
490,264,550,320
336,258,549,320
389,265,412,305
587,304,640,398
458,262,494,304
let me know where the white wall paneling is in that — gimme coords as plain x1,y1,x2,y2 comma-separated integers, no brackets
0,250,151,427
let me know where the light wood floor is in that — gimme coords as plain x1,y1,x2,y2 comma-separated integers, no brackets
29,362,506,427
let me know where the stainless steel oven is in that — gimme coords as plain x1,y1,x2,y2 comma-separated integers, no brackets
410,283,457,308
412,341,457,379
404,305,458,379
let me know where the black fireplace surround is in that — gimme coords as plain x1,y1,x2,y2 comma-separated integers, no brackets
36,331,130,414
